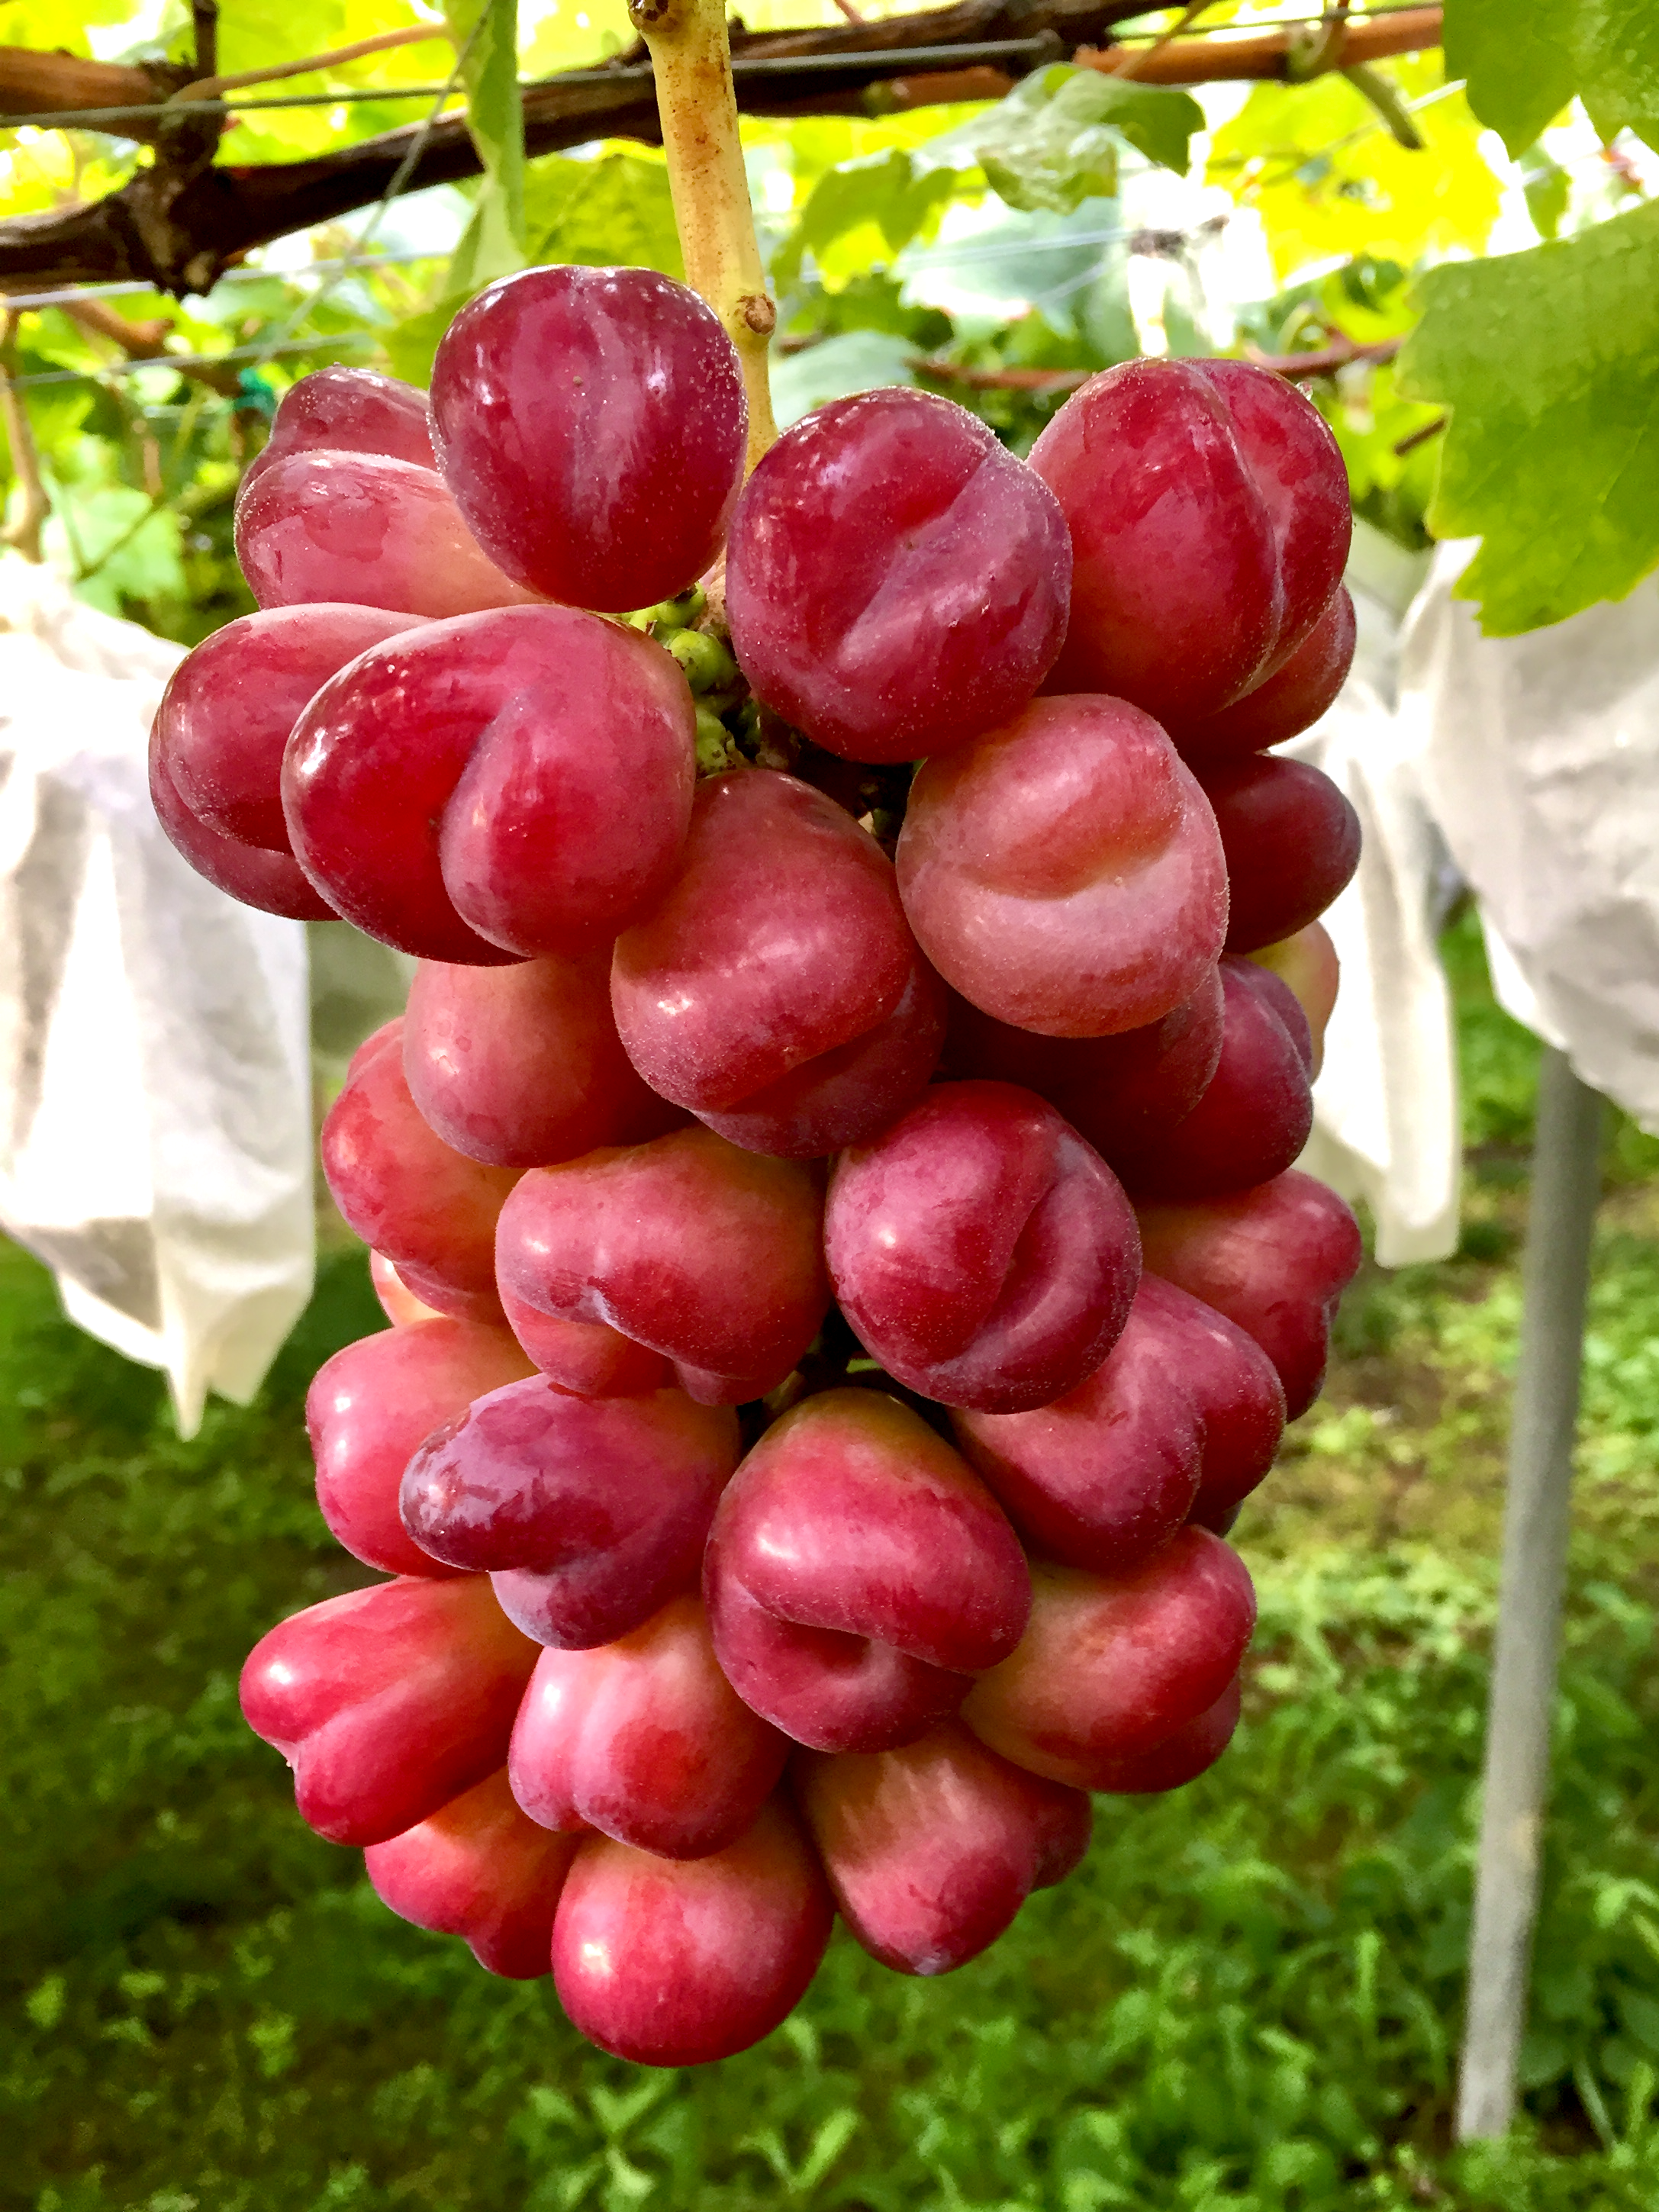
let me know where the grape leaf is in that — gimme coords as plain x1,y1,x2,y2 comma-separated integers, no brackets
772,151,960,290
915,66,1203,214
1443,0,1659,159
770,330,917,428
445,0,527,295
1395,196,1659,633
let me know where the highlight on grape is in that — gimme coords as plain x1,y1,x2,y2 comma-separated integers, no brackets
153,263,1364,2068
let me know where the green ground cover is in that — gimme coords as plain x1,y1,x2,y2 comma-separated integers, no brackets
4,916,1658,2210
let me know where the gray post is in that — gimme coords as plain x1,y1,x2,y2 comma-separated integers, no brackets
1456,1045,1604,2141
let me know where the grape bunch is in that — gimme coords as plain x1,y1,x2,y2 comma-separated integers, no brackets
150,264,1365,2067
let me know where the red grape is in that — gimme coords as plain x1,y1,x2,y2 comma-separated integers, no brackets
795,1719,1090,1975
321,1030,520,1304
551,1799,833,2065
1137,1169,1364,1419
950,1273,1284,1573
1174,586,1356,763
241,365,436,497
494,1126,829,1404
371,1251,444,1326
430,266,746,612
239,1575,538,1845
403,955,684,1170
704,1389,1029,1753
1087,1673,1242,1795
724,388,1071,764
398,1377,739,1646
495,1291,672,1397
962,1531,1256,1785
363,1767,581,1979
306,1317,535,1577
1249,921,1339,1074
150,736,335,919
284,605,695,964
896,694,1228,1036
611,770,946,1154
1110,958,1313,1201
1030,359,1349,724
824,1080,1139,1413
1200,755,1361,955
509,1593,788,1859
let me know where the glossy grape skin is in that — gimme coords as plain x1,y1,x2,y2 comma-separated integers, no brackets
1200,755,1362,955
495,1127,829,1405
1137,1169,1364,1420
509,1594,789,1860
1030,359,1350,724
284,606,695,964
951,1274,1285,1575
403,955,684,1170
399,1377,740,1647
150,736,336,919
897,695,1229,1037
364,1768,582,1979
825,1081,1140,1414
306,1318,535,1577
1087,1673,1242,1795
704,1389,1030,1754
552,1799,833,2066
612,770,946,1156
962,1532,1256,1787
1249,920,1339,1074
372,1251,445,1326
241,365,436,500
430,266,746,613
239,1575,539,1846
237,451,540,620
497,1290,672,1397
943,968,1225,1164
155,604,420,852
1174,586,1356,764
794,1720,1090,1976
1111,958,1314,1202
725,388,1071,765
321,1027,520,1303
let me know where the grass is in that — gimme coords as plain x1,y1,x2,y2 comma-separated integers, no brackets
5,912,1659,2210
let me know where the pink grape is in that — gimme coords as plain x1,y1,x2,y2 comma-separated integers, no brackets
363,1768,581,1979
306,1317,534,1577
1087,1673,1242,1795
794,1719,1090,1975
509,1593,789,1859
237,450,540,620
944,968,1225,1161
552,1799,833,2066
494,1126,829,1404
1137,1169,1364,1419
611,770,946,1154
154,604,419,852
950,1274,1285,1574
430,266,746,612
962,1531,1256,1786
724,388,1071,764
896,694,1229,1036
284,606,695,964
150,737,334,919
398,1377,739,1647
1031,358,1350,723
371,1251,444,1327
241,365,436,497
1200,755,1362,955
1250,922,1339,1074
239,1575,538,1846
1174,586,1356,763
1110,958,1313,1201
704,1389,1029,1753
321,1027,520,1304
495,1293,672,1398
824,1080,1140,1413
403,955,684,1170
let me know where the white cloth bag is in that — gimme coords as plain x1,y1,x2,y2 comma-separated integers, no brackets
0,556,313,1433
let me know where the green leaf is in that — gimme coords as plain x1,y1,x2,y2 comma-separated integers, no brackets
522,152,684,279
1444,0,1659,158
769,330,916,427
772,150,958,290
444,0,526,295
1396,195,1659,632
916,66,1201,215
1520,145,1571,240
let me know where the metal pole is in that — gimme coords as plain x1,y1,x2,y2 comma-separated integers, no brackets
1456,1045,1604,2140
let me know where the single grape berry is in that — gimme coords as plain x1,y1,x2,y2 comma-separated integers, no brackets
430,266,747,612
725,388,1071,764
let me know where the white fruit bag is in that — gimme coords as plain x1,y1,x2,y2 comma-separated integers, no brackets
0,555,313,1433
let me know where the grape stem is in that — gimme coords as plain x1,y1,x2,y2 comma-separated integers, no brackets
629,0,778,471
